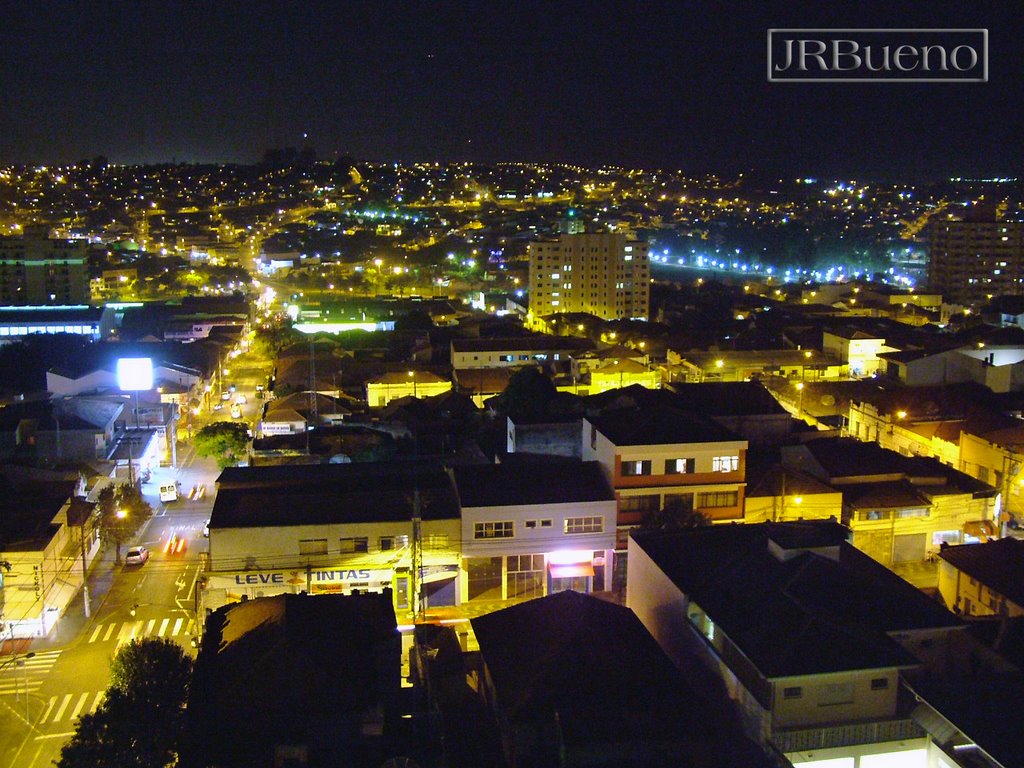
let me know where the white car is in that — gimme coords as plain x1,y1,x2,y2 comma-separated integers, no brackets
231,405,242,419
235,394,247,405
125,546,149,566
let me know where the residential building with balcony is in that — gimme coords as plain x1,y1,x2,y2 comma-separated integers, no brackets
627,521,965,767
0,229,89,306
528,232,649,321
937,537,1024,617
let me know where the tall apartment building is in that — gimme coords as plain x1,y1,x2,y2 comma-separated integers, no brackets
928,216,1024,305
528,232,649,320
0,226,90,306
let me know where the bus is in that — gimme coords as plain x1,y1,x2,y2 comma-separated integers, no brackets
159,482,179,503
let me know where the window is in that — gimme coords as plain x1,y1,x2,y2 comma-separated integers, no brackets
665,458,695,474
425,533,447,549
339,537,369,554
713,455,739,473
818,681,855,706
783,686,802,700
896,507,929,518
379,535,407,551
540,519,553,528
525,520,537,529
474,521,514,539
870,677,889,690
621,460,652,476
565,516,603,534
299,538,328,556
697,491,738,508
590,424,597,449
619,495,660,514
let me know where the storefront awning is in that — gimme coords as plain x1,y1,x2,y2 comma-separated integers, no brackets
549,563,595,579
964,520,997,540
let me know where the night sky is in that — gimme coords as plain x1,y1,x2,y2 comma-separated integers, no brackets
1,1,1021,177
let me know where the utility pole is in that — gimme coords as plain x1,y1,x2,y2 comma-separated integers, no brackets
80,517,91,619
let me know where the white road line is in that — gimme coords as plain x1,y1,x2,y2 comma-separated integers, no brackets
171,617,183,636
144,619,156,636
157,618,170,637
88,625,102,643
89,690,105,713
39,696,56,724
51,693,72,723
69,692,89,721
102,623,116,642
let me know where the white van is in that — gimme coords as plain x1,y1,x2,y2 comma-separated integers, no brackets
159,482,179,503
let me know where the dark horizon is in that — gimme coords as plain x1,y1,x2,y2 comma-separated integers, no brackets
2,1,1021,178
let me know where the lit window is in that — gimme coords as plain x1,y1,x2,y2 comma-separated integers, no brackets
339,537,368,553
298,538,328,556
665,458,695,474
621,460,652,476
713,455,739,473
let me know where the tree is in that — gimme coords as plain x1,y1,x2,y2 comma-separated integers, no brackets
194,421,250,468
640,498,711,531
57,638,192,768
96,484,153,565
493,366,558,421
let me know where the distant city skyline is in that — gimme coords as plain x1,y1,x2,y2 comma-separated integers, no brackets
0,2,1020,178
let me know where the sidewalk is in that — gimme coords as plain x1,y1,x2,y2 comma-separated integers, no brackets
26,546,122,653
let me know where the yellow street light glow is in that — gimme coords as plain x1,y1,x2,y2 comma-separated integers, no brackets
116,509,127,519
793,496,803,505
897,410,907,419
804,350,812,358
715,359,724,368
795,382,804,391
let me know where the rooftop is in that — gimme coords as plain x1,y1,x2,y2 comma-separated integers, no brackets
454,461,613,507
211,461,459,529
631,522,960,678
938,538,1024,608
588,404,742,447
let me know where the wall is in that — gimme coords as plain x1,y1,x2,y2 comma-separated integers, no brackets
771,669,899,728
460,499,616,559
744,491,843,524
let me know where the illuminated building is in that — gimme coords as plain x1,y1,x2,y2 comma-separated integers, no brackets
928,216,1024,305
528,232,649,321
0,226,89,306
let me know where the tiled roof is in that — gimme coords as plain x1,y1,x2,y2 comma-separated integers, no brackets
939,538,1024,608
212,461,459,528
631,522,959,678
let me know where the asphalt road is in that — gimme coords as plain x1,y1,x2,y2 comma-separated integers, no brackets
0,454,221,768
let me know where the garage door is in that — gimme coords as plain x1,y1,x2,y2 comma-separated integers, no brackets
893,533,926,563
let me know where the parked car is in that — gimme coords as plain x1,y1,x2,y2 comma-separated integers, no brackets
235,394,247,405
212,403,223,411
125,546,149,566
231,405,242,419
221,391,232,401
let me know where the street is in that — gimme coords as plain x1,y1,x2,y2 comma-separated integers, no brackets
0,451,220,768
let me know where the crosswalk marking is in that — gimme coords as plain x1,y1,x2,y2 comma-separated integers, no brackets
52,693,72,723
39,691,105,725
87,616,194,644
0,649,61,694
69,692,89,720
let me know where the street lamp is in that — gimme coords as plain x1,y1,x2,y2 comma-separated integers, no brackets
0,652,35,722
408,370,417,398
114,509,127,565
795,382,805,420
